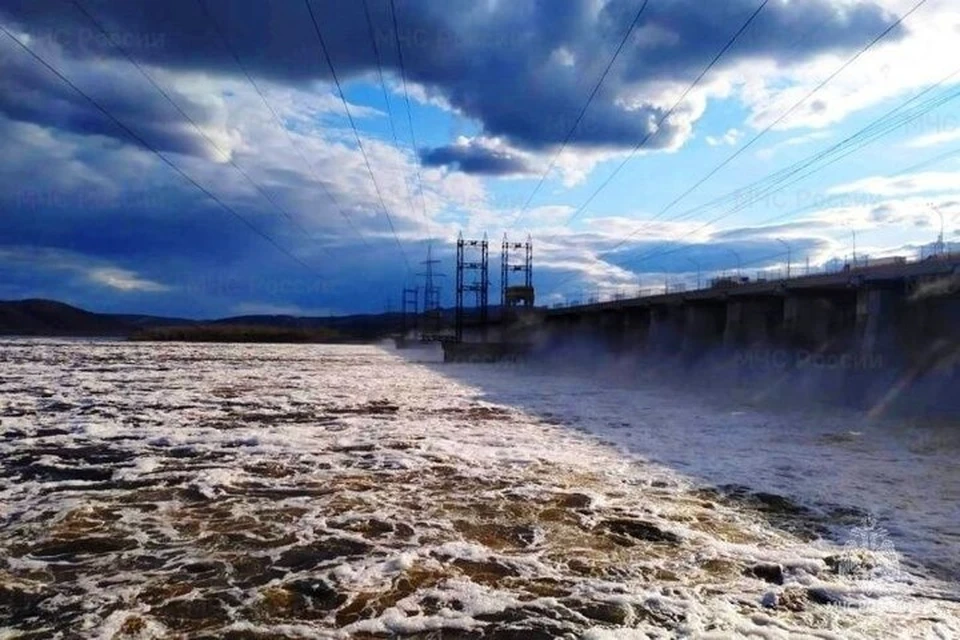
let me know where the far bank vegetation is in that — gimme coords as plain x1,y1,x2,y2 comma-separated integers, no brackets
129,324,342,344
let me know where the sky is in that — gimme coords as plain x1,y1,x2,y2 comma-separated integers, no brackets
1,0,959,318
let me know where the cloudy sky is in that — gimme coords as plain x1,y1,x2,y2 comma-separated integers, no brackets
1,0,959,317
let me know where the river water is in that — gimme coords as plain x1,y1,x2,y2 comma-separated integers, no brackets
0,340,957,638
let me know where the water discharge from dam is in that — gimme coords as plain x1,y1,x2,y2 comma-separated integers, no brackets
0,340,957,638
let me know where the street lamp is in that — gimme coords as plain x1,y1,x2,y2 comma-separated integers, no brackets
776,238,791,280
687,258,701,289
727,248,742,278
929,203,946,256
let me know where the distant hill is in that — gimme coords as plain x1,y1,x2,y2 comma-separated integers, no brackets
108,313,196,328
0,299,133,336
0,299,406,341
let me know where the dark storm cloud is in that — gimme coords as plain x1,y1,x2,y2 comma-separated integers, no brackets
711,220,828,241
0,26,219,158
0,160,414,318
0,0,902,166
0,101,443,317
420,140,533,176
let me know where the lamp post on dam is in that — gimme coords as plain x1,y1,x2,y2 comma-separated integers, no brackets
776,238,791,280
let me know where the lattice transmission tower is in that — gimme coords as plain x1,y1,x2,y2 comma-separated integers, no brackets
455,233,489,342
418,244,444,339
400,285,418,336
501,234,534,311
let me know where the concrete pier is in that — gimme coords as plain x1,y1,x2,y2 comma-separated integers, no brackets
783,293,856,352
648,304,685,352
723,298,783,347
598,310,627,351
683,302,726,353
623,308,651,352
856,286,904,356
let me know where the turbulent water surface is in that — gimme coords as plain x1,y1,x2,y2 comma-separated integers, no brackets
0,340,957,639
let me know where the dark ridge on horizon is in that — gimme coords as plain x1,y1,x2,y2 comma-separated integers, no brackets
129,323,343,344
0,298,405,339
0,299,133,337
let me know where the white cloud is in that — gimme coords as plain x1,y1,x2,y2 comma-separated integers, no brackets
394,80,456,113
756,130,833,159
0,246,171,294
501,1,960,199
828,170,960,196
165,71,491,247
549,46,576,68
903,128,960,148
529,185,960,301
739,1,960,133
706,128,743,147
87,268,169,292
550,146,626,187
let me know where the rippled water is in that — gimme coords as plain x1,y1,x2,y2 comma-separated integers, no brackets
0,341,957,638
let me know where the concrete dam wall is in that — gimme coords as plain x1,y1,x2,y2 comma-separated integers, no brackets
535,260,960,418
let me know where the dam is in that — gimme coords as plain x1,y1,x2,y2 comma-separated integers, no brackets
542,255,960,357
445,254,960,415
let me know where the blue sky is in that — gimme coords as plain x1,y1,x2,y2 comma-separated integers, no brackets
0,0,958,317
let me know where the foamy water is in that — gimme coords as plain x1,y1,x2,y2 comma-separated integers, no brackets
0,340,956,638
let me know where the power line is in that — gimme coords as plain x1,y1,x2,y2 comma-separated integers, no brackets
896,144,960,175
696,142,960,257
71,0,325,255
0,23,322,276
361,0,401,150
547,136,960,300
605,64,960,260
360,0,420,232
536,12,822,248
598,0,931,243
604,81,960,275
388,0,433,241
550,0,772,235
544,80,960,298
508,0,651,230
303,0,412,274
564,86,960,293
545,0,933,297
194,0,371,248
